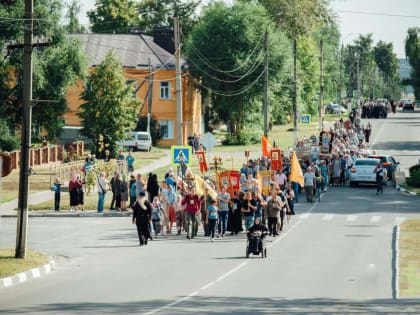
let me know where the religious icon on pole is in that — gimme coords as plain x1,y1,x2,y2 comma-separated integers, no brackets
271,149,282,171
196,151,208,173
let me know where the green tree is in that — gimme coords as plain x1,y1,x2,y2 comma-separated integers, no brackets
79,50,139,155
185,1,290,143
87,0,140,34
374,41,400,100
0,0,86,140
65,0,86,33
405,27,420,100
255,0,331,38
136,0,199,36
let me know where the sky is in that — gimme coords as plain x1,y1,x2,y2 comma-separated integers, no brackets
65,0,420,58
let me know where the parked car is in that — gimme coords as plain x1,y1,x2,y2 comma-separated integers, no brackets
401,100,415,112
325,103,347,114
117,131,152,152
367,155,399,184
350,158,382,187
399,99,410,108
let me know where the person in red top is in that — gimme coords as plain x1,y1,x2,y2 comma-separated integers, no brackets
182,187,201,239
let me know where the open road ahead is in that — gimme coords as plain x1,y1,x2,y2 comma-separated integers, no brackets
0,110,419,314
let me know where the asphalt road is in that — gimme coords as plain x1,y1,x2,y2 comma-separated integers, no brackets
0,111,419,314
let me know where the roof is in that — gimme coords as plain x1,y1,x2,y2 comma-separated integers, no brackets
70,33,176,70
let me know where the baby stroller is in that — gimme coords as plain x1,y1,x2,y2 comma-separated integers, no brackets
246,230,267,258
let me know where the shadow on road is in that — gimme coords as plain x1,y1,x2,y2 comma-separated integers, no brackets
1,296,419,314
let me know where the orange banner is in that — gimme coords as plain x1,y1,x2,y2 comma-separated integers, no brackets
270,149,282,171
196,151,208,173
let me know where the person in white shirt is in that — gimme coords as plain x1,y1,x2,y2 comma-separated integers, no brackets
96,172,109,213
275,170,287,190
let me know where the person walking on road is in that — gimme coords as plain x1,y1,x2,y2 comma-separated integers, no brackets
135,173,145,200
217,186,230,237
182,187,201,239
200,188,213,237
96,172,108,213
266,189,281,236
242,191,256,230
132,191,152,246
175,194,184,235
129,175,136,209
374,161,384,195
304,167,316,203
206,199,219,242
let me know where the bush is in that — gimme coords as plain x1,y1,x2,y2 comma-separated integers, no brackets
222,126,261,145
135,116,163,146
406,169,420,188
0,119,20,152
408,164,420,177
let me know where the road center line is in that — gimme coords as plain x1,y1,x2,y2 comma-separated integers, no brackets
144,200,320,315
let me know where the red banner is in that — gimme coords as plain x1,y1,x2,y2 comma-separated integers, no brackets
218,170,240,196
196,151,208,173
271,149,282,171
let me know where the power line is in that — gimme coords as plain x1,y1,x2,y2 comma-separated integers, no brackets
336,9,420,19
188,70,265,97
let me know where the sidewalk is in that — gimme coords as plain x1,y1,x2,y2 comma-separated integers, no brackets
0,152,171,217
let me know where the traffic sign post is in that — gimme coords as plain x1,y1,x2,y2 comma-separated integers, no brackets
200,132,218,174
171,145,192,167
300,114,311,125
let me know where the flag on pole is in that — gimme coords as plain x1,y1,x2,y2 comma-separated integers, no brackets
262,135,273,158
290,149,304,187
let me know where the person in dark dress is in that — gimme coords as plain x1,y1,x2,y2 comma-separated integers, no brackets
69,174,80,212
77,175,85,211
132,192,152,246
114,173,122,210
147,173,159,202
228,191,243,234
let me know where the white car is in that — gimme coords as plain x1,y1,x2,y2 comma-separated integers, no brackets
325,103,347,114
350,158,384,187
117,131,152,152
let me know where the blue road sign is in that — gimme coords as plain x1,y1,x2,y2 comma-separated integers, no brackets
171,145,192,167
300,114,311,125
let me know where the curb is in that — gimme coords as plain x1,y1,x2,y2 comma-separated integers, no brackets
1,211,133,218
1,259,56,289
396,185,420,196
393,224,401,299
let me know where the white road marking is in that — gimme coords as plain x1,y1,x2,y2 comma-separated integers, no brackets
2,277,12,287
17,272,27,283
369,263,376,269
395,217,406,224
346,215,357,222
322,214,334,221
31,268,41,278
145,202,318,315
44,264,51,273
370,216,381,223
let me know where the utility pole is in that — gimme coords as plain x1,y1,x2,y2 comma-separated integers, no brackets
356,53,360,105
16,0,33,259
339,44,343,106
263,29,269,137
319,39,324,130
293,39,298,147
147,58,151,134
174,13,183,145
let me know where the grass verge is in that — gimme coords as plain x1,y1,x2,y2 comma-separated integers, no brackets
0,249,50,278
399,219,420,297
400,184,420,194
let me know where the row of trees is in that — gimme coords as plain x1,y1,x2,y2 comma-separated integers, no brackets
404,27,420,101
0,0,405,151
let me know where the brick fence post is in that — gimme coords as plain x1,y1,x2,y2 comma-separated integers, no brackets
30,149,34,167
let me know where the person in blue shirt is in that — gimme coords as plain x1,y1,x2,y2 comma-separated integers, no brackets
83,158,91,176
206,200,219,242
54,178,61,212
126,151,135,174
240,163,248,179
129,175,137,209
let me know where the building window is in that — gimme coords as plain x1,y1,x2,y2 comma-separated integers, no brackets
126,79,137,99
160,81,170,99
159,120,174,139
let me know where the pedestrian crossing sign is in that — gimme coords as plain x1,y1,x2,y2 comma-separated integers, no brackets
300,114,311,125
171,145,192,167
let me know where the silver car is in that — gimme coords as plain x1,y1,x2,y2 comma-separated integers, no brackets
350,158,383,187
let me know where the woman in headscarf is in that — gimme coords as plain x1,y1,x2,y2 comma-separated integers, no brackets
132,191,152,246
69,174,81,212
147,173,159,202
120,174,129,211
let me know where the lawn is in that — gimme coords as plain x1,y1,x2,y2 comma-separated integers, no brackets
26,190,115,211
401,185,420,194
399,219,420,297
213,114,347,153
0,249,50,278
131,150,168,170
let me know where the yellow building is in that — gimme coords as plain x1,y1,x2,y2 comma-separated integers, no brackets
64,32,202,146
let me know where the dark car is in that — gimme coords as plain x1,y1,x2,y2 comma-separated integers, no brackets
402,100,415,112
367,155,399,184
